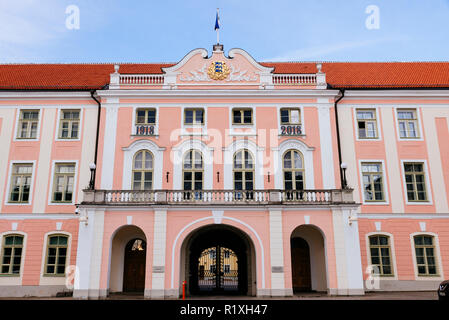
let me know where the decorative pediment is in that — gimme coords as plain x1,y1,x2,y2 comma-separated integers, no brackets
161,47,274,87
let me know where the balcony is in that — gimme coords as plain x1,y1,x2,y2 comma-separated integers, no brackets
80,189,355,206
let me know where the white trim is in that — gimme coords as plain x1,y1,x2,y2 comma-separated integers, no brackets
171,139,213,190
317,105,336,189
341,90,449,98
39,231,72,285
0,231,27,285
227,48,274,74
394,106,424,141
100,104,119,189
274,139,315,190
358,159,390,205
4,160,36,206
0,92,95,99
13,107,42,142
122,139,165,190
228,106,256,136
0,214,77,220
353,107,382,141
358,214,449,219
276,105,306,137
400,159,433,205
161,48,209,73
223,139,264,190
47,160,79,206
365,231,398,280
170,215,265,289
54,108,84,142
97,89,340,99
180,106,207,136
131,105,159,136
409,232,444,281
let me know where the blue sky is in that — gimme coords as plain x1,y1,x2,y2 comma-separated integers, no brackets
1,0,448,63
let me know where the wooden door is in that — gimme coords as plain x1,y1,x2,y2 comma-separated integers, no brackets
291,237,311,292
123,239,146,293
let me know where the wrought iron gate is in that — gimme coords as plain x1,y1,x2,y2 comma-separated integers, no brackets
197,246,238,292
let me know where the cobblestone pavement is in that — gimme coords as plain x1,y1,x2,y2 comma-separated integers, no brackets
0,291,439,300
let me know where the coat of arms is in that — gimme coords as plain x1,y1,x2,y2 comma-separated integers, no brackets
207,61,230,80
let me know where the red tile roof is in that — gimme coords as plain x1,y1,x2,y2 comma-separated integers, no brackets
1,62,449,90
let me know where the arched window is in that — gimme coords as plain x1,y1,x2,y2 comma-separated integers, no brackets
233,150,254,199
183,150,203,199
413,235,438,276
0,234,24,275
132,150,153,190
44,234,68,275
368,235,393,276
283,150,304,190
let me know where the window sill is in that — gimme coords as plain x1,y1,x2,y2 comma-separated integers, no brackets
42,274,66,277
0,274,20,277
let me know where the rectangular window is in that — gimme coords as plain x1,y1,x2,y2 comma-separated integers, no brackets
59,110,80,139
1,235,23,275
9,164,33,203
414,235,438,276
361,162,384,201
233,109,253,125
280,108,301,125
397,109,419,138
357,109,378,139
224,264,230,273
44,235,68,275
404,162,427,202
52,163,75,203
17,110,39,139
369,235,393,276
184,109,204,125
136,108,156,125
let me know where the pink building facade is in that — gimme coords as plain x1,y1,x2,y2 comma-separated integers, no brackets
0,46,448,298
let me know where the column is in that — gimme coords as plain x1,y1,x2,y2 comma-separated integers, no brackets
147,210,167,298
331,207,365,295
73,209,105,299
269,210,289,296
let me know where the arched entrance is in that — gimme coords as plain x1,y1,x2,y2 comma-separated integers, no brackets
291,237,311,291
123,238,146,293
108,225,147,295
290,225,328,293
181,224,256,296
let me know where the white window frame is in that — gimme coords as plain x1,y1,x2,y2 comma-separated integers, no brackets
353,107,381,141
365,232,398,280
358,160,389,205
4,160,36,206
0,231,27,285
55,108,83,142
228,106,256,136
394,107,423,141
39,231,71,285
400,159,432,205
277,105,305,137
409,232,444,280
180,106,207,136
13,108,42,142
48,160,79,205
131,106,159,137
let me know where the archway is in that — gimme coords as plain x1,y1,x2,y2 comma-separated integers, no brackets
123,238,146,293
180,224,256,296
290,225,327,293
108,225,147,295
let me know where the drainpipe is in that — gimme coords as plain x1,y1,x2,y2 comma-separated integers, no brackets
90,90,101,189
333,89,345,189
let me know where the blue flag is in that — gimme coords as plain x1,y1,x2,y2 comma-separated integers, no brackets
214,11,220,30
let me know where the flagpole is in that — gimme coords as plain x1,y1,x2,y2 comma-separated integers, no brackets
216,8,219,44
